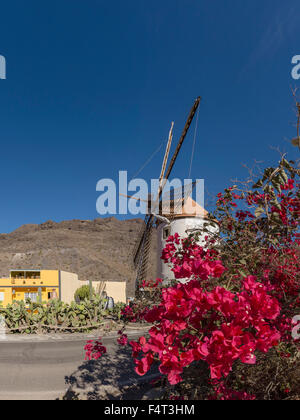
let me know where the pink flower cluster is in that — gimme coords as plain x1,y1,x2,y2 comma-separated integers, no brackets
161,235,225,281
121,305,138,322
130,275,281,385
141,278,163,288
84,338,107,360
117,330,128,346
121,303,147,323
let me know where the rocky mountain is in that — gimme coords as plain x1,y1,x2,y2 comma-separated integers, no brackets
0,217,157,297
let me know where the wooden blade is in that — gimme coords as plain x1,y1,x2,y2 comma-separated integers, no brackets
159,122,174,184
160,97,201,194
152,97,201,215
133,97,201,272
133,214,154,266
134,223,154,291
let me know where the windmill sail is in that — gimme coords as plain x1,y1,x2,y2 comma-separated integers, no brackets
134,215,154,291
133,214,153,268
160,180,198,217
132,97,201,293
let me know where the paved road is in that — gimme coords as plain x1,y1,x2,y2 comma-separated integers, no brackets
0,330,150,400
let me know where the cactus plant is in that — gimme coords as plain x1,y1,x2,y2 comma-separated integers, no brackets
0,295,117,334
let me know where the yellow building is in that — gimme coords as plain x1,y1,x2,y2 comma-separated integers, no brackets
0,269,72,306
0,269,127,306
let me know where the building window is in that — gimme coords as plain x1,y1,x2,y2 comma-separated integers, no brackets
163,226,171,239
24,292,37,303
48,290,58,300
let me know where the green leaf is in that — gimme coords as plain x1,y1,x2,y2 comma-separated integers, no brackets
278,169,288,184
281,158,293,171
252,179,263,189
254,206,265,218
238,269,247,277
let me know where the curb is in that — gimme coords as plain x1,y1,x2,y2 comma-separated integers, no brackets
0,327,150,343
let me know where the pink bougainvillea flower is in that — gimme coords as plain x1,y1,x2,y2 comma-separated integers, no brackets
84,338,107,361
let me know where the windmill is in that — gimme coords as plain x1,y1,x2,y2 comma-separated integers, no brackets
131,97,202,294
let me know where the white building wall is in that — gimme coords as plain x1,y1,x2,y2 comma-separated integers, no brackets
157,217,218,282
91,281,126,304
60,273,127,304
60,271,81,304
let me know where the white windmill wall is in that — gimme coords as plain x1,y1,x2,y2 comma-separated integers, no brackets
157,217,218,283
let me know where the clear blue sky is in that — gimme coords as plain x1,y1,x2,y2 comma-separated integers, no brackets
0,0,299,232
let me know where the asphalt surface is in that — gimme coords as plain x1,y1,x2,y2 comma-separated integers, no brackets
0,330,149,400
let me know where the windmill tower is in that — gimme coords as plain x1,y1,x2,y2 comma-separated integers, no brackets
131,97,215,293
156,191,218,283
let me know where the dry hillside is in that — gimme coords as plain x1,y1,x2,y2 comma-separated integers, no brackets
0,217,157,297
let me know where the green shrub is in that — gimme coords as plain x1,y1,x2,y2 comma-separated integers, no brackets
74,285,94,302
108,302,126,321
